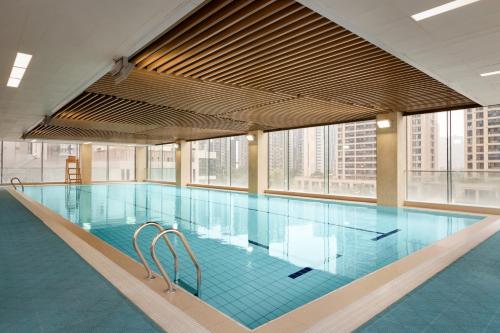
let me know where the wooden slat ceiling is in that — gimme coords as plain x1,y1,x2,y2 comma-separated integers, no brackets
25,0,477,143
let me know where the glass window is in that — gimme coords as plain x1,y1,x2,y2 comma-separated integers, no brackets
92,145,108,181
289,127,326,194
162,144,176,182
191,136,249,187
268,131,286,190
230,136,248,187
191,140,209,184
209,138,230,186
406,112,448,203
108,145,135,181
329,120,376,197
148,146,162,181
2,141,42,183
406,105,500,208
42,143,79,182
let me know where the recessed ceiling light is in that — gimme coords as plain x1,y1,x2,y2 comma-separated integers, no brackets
7,78,20,88
6,52,33,88
83,142,92,144
246,134,255,141
411,0,481,22
10,67,26,79
13,53,32,68
31,139,38,142
480,70,500,77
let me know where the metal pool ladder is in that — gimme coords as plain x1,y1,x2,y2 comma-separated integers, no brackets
132,222,201,295
10,177,24,191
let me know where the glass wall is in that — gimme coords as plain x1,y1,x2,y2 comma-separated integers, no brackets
191,135,248,187
268,120,377,198
109,145,135,181
43,143,80,182
91,144,136,181
0,141,79,183
147,144,176,182
406,105,500,208
91,145,108,181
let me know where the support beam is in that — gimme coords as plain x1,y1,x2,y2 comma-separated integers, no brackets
248,130,268,194
80,143,92,184
376,112,406,206
176,141,190,186
135,146,147,182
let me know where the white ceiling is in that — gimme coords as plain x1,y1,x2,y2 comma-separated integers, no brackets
0,0,203,140
299,0,500,107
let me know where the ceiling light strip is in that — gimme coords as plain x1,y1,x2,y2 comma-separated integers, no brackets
411,0,481,22
6,52,32,88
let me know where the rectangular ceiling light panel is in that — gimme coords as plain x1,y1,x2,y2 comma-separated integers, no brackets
6,52,32,88
411,0,481,21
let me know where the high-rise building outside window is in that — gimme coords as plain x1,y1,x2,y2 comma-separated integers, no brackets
406,105,500,208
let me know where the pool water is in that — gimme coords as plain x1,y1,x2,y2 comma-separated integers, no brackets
24,183,483,329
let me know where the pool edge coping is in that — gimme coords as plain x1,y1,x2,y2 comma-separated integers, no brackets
9,186,500,333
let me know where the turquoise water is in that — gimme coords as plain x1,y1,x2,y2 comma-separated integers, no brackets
24,183,483,329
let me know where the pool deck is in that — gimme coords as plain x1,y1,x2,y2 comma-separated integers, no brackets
357,232,500,333
5,185,500,333
0,189,164,333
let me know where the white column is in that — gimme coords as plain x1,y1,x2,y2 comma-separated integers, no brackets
135,146,147,182
80,143,92,184
376,112,406,206
176,140,190,186
248,130,268,194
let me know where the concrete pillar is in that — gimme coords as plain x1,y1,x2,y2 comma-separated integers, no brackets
248,130,268,194
80,143,92,184
135,146,147,182
376,112,406,207
176,140,190,187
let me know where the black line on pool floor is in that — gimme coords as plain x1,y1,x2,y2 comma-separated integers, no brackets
288,267,313,279
372,229,401,241
248,240,269,250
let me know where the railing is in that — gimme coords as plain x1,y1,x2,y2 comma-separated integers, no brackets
10,177,24,191
151,229,201,294
132,222,201,295
132,222,178,280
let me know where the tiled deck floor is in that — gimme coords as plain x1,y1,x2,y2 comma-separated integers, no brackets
0,190,164,333
357,232,500,333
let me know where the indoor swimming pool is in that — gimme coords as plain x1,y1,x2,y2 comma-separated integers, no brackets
23,183,484,329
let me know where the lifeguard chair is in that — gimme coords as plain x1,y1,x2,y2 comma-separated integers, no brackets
65,156,82,184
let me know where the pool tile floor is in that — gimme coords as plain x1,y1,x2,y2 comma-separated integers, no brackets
0,190,164,333
357,232,500,333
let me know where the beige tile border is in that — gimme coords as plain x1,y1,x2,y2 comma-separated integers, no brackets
8,186,500,333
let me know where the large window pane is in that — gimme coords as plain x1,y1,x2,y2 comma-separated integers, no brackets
406,106,500,208
406,113,448,203
92,145,107,181
209,138,229,186
108,145,135,181
451,106,500,207
230,136,248,187
328,120,376,198
148,146,162,181
162,144,175,182
2,141,42,183
268,131,286,190
191,140,209,184
42,143,79,182
288,127,326,193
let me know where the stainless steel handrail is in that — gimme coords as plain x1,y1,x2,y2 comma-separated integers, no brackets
151,229,202,294
10,177,24,191
132,222,178,280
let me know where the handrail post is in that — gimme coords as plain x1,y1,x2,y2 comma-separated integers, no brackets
10,177,24,192
132,222,178,280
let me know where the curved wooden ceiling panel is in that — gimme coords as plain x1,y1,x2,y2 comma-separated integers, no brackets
25,0,477,143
